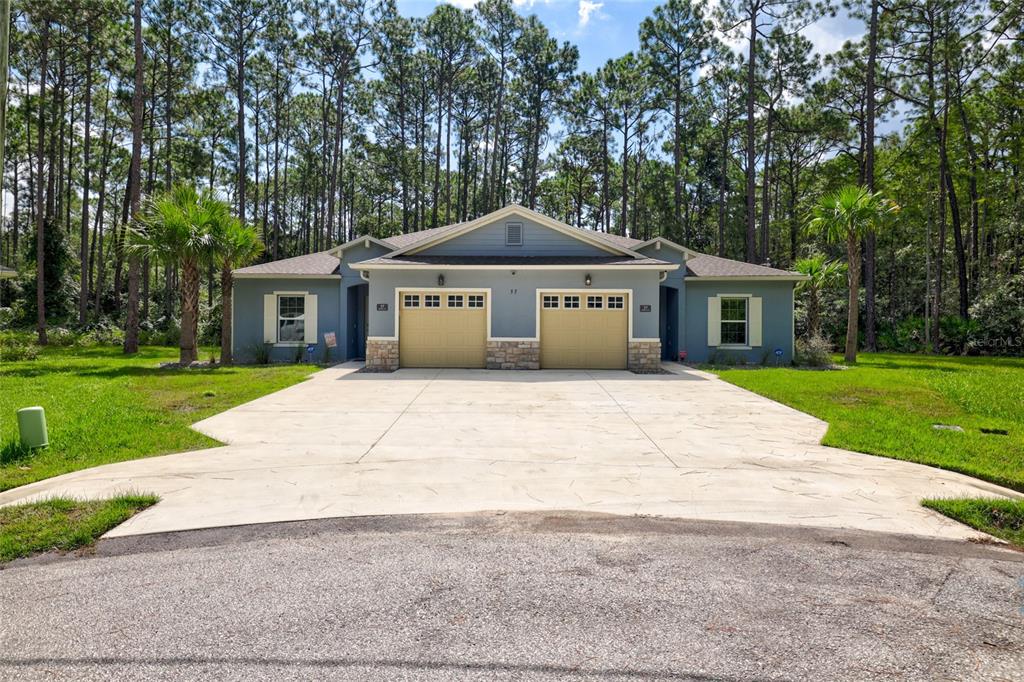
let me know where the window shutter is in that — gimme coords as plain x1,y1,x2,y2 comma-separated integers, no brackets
749,297,763,347
304,294,318,344
263,294,276,343
707,296,721,346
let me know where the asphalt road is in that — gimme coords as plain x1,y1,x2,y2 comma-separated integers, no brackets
2,512,1023,681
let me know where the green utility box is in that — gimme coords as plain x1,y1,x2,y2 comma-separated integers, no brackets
17,406,49,449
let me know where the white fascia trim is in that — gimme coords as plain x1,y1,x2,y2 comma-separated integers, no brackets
685,275,807,282
359,263,680,271
391,205,645,258
234,274,341,280
326,236,394,256
272,290,310,295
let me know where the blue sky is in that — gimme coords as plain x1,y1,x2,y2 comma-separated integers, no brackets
396,0,867,73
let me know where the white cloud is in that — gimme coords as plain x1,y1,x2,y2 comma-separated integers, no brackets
441,0,478,9
577,0,603,28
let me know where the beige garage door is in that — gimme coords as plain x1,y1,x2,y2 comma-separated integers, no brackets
540,292,628,369
399,291,487,368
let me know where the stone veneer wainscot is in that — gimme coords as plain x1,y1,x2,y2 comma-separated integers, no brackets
627,340,662,372
486,340,540,370
366,339,399,371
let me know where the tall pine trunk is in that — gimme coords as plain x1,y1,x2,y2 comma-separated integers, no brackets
34,20,49,345
123,0,145,354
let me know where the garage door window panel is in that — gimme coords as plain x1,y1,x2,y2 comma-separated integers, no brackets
468,295,485,308
607,295,624,309
278,296,305,343
424,295,440,308
448,295,464,308
587,295,603,309
543,295,559,309
564,295,580,309
403,294,420,308
720,298,748,345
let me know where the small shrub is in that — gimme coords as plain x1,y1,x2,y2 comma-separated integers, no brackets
0,334,40,361
936,316,978,355
78,320,125,347
795,334,833,368
249,342,271,365
0,307,15,328
47,327,78,346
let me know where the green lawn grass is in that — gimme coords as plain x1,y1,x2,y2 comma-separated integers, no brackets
922,498,1024,547
1,346,319,491
713,353,1024,493
0,494,159,562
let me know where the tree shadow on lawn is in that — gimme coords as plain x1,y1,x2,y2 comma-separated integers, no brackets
859,355,1024,372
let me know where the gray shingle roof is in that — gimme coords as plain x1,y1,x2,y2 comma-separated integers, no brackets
379,222,470,250
234,251,340,276
358,255,673,267
685,253,802,278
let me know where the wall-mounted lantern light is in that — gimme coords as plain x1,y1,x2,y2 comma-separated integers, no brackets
437,274,445,287
584,273,592,287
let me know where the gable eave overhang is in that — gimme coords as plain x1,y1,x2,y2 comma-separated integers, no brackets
684,274,808,282
233,273,342,280
326,236,395,258
358,262,681,271
634,237,701,259
388,204,645,258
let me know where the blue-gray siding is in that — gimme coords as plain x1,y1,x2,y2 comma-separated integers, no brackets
232,278,342,363
366,268,662,339
683,280,795,364
417,217,615,257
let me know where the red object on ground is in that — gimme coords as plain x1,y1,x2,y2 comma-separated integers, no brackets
678,351,687,362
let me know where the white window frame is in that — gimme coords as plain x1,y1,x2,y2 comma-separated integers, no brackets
607,295,624,309
277,295,306,345
586,295,603,309
447,294,465,308
403,294,420,308
468,294,485,308
719,297,749,347
563,295,581,309
424,294,441,308
542,295,559,309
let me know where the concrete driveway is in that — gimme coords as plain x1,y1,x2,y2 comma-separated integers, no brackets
0,363,1017,539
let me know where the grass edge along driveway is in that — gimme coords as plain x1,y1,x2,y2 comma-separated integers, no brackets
1,345,320,491
713,353,1024,547
0,494,159,563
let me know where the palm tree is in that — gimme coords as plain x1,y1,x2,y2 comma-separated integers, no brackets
129,184,227,364
808,185,897,363
213,220,263,365
794,254,846,339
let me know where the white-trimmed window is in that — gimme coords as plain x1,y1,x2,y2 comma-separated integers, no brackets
424,294,441,308
587,295,603,309
505,222,523,246
468,294,485,308
403,294,420,308
720,298,748,345
607,295,624,309
447,294,464,308
563,295,580,309
542,295,559,309
278,296,305,343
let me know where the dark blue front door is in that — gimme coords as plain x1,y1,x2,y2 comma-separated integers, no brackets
659,286,679,361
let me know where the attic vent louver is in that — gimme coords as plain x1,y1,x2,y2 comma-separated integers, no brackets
505,222,523,246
